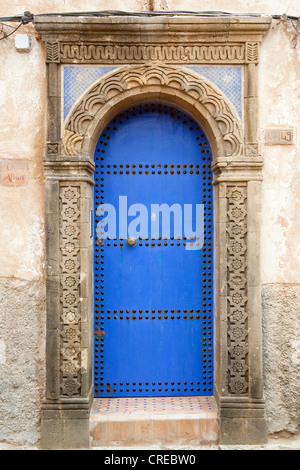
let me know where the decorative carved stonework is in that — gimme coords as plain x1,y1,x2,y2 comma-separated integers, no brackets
245,143,259,157
36,15,272,448
46,41,60,63
63,64,244,159
226,185,248,395
58,42,247,64
46,142,59,156
45,40,261,65
245,42,259,63
59,184,81,397
61,130,83,156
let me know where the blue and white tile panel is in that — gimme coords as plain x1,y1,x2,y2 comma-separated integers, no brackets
63,65,242,121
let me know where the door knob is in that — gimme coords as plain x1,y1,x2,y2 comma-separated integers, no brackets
126,236,136,247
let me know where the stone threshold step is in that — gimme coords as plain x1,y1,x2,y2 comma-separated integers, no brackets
90,396,218,447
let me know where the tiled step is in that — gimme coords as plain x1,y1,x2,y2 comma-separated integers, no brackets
90,396,218,447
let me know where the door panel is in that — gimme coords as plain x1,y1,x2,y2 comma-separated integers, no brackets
94,103,213,397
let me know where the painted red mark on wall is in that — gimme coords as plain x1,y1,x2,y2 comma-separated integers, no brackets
0,159,28,186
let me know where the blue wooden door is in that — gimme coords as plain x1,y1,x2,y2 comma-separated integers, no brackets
94,103,213,397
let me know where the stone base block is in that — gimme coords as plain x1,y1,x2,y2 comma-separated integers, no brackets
220,416,267,445
41,415,90,449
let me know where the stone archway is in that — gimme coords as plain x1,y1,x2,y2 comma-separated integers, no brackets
35,14,271,449
61,64,244,162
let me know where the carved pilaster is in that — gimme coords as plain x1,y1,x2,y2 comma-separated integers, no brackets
217,179,267,445
41,161,94,449
47,61,61,148
245,42,259,153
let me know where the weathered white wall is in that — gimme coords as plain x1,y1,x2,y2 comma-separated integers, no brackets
0,0,299,445
1,0,299,15
259,17,300,435
0,7,47,446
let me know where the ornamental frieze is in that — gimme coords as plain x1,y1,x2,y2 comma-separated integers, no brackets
45,41,259,64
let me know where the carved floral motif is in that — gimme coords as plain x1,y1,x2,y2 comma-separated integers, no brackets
59,185,81,397
226,185,248,395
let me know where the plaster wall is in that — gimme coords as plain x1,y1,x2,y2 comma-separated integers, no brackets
0,0,299,445
259,17,300,436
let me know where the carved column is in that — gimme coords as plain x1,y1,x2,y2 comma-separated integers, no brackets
213,38,266,445
214,163,266,444
41,159,94,449
41,54,95,448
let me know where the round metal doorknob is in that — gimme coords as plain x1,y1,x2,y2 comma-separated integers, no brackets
126,236,136,247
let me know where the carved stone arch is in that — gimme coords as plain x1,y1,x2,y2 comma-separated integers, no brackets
61,65,244,162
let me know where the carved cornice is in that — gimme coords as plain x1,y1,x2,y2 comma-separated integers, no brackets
34,15,272,37
34,15,271,65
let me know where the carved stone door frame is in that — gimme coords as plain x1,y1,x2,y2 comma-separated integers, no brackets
35,14,271,449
